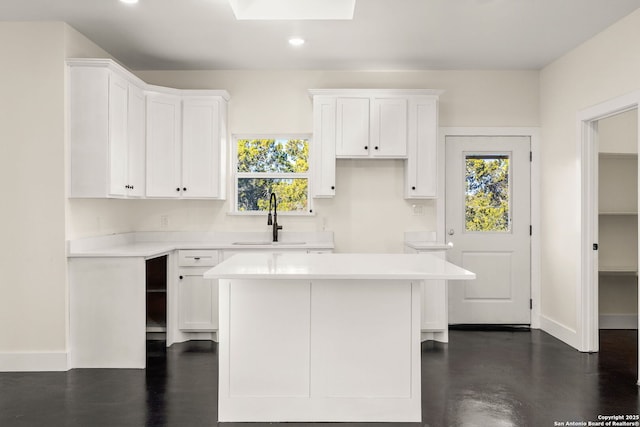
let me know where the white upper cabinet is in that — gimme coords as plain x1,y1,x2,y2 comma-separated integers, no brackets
336,97,370,157
312,96,337,197
145,92,182,198
146,92,228,199
371,97,408,158
334,95,408,158
309,89,442,198
68,59,146,198
181,97,227,199
127,85,146,198
405,97,439,199
68,58,229,200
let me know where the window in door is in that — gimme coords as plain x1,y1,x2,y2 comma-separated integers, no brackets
465,154,511,232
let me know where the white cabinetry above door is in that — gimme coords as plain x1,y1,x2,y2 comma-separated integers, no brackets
309,89,442,199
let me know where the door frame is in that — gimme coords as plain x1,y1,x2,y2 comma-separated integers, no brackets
439,127,541,328
577,91,640,359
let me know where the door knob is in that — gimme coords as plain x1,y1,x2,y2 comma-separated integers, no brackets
448,229,455,236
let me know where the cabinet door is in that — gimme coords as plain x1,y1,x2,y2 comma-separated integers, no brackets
406,98,437,198
178,273,218,331
336,97,370,157
182,98,222,198
127,84,146,197
312,96,337,197
146,93,182,197
371,98,408,157
108,73,129,197
421,280,447,330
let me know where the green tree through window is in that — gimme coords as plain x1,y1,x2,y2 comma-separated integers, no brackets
236,138,309,212
465,156,510,232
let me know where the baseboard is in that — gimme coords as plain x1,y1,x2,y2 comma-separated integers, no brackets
421,330,448,343
539,315,580,350
599,314,638,329
0,352,68,372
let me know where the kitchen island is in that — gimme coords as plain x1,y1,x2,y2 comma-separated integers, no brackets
204,252,475,422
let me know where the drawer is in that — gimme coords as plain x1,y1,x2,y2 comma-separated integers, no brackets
177,250,219,267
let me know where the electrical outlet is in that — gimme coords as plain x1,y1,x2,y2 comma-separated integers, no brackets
160,215,169,228
412,204,425,216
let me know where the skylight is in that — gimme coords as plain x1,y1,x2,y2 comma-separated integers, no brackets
228,0,356,20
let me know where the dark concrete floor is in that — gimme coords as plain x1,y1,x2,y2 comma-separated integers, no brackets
0,330,637,427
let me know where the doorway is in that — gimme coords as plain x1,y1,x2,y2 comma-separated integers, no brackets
445,135,532,324
596,110,639,332
577,93,640,390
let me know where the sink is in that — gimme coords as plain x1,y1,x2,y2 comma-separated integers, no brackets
231,241,306,246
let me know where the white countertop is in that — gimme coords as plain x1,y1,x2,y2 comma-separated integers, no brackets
402,231,453,251
404,241,453,251
204,252,475,280
67,231,334,258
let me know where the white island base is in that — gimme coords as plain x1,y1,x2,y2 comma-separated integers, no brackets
206,253,475,423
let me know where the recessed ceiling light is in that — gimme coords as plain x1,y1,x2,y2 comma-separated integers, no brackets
120,0,139,4
289,38,305,47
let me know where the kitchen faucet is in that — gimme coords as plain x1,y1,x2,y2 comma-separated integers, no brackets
267,192,283,242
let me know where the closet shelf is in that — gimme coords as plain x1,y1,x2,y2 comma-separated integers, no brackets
598,266,638,276
599,211,638,216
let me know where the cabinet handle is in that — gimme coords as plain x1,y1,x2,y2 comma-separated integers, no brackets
412,186,416,190
193,257,200,260
176,187,180,192
374,146,379,150
179,275,183,280
183,187,187,192
331,186,335,190
364,146,368,150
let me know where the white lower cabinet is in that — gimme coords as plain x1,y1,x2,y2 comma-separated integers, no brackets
176,250,219,332
178,271,218,331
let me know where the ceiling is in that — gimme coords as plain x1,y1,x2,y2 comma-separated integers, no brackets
3,0,640,71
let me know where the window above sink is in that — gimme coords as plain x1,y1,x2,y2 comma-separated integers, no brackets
231,135,314,216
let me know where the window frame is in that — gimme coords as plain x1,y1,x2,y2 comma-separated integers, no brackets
230,134,314,216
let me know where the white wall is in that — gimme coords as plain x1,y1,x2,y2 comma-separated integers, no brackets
598,109,638,154
0,22,67,355
539,9,640,338
65,69,539,253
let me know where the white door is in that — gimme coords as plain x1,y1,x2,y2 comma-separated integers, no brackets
446,136,531,324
